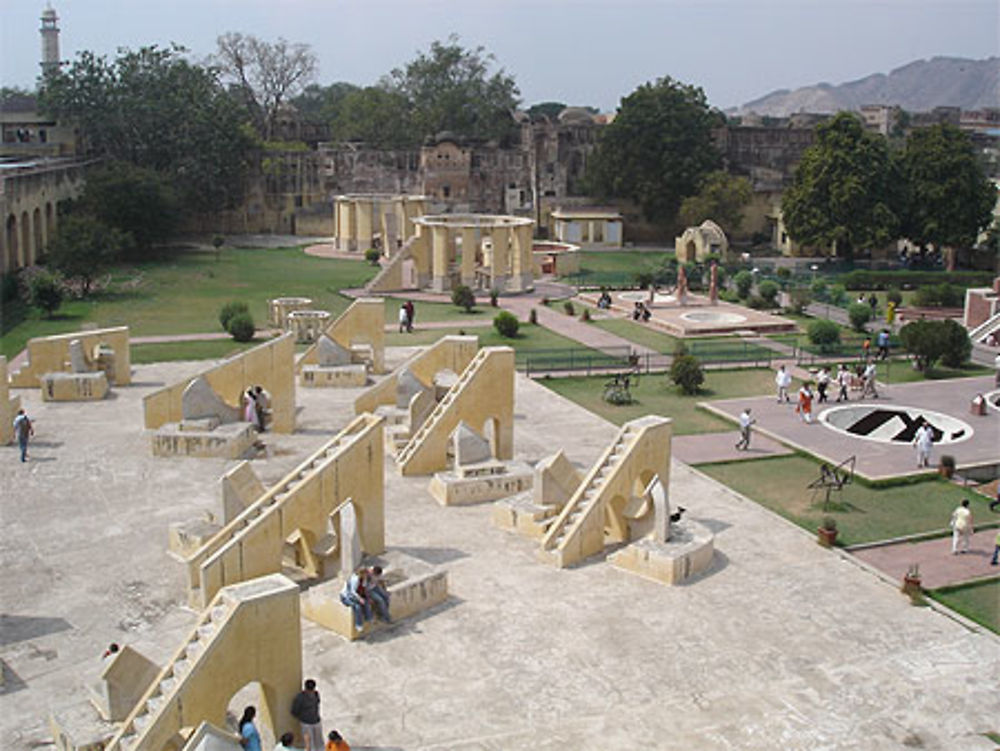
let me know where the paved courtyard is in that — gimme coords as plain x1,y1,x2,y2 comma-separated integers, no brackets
701,375,999,481
1,354,998,750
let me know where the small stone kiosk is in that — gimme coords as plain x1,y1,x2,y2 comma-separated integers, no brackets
428,421,533,506
268,296,313,329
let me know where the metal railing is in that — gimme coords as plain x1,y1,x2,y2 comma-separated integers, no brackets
520,341,773,376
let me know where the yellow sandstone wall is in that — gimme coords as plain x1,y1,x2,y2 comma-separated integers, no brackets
9,327,131,387
296,297,386,374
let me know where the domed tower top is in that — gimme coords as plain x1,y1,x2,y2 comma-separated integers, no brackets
40,4,61,76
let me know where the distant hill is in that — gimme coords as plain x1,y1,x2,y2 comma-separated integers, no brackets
733,57,1000,117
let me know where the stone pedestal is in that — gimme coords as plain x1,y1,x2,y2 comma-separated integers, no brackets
608,519,715,585
40,371,109,401
151,422,256,459
287,310,332,343
429,460,534,506
492,492,561,539
301,551,449,641
268,297,313,329
299,364,369,388
49,701,116,751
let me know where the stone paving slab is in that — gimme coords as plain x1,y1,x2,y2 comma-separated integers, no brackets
853,528,1000,589
1,356,998,750
673,429,794,465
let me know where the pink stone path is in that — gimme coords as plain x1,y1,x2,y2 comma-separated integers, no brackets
852,527,1000,589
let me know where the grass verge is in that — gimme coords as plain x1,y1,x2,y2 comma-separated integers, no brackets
928,578,999,634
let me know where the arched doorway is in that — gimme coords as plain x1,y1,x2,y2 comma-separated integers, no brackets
32,207,43,260
5,214,17,271
20,212,31,266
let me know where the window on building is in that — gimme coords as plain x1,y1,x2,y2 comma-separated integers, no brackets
442,185,451,198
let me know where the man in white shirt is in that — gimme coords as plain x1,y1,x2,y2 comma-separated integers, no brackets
735,408,755,451
950,499,973,554
835,364,851,403
861,362,878,399
913,422,934,468
775,365,791,403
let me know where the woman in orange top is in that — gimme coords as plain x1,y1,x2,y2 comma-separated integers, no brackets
326,730,350,751
796,382,815,424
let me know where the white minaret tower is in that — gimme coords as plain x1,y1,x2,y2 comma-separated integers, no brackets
40,4,60,75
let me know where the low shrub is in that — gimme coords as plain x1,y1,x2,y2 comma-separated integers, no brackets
563,301,576,316
810,279,829,302
490,288,500,307
776,267,792,280
528,308,537,325
847,302,872,331
758,280,779,305
451,285,475,312
219,300,249,331
669,354,704,395
807,319,841,352
733,270,753,299
746,294,768,309
580,308,591,322
493,310,520,338
828,283,847,306
886,287,903,305
913,283,963,308
838,269,993,290
787,286,812,314
28,270,64,317
364,248,381,266
227,312,256,342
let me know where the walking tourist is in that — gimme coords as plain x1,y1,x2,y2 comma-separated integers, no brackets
835,364,851,403
291,679,323,751
398,304,409,333
991,529,999,566
816,366,830,403
861,361,879,399
913,422,934,469
404,300,415,332
238,707,262,751
949,499,973,555
796,382,815,424
876,329,890,360
254,386,270,432
735,407,755,450
13,408,34,462
775,365,792,403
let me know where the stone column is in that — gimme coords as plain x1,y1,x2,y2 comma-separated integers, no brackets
588,221,595,244
509,224,534,292
339,201,356,252
460,227,477,288
431,225,451,292
491,225,510,292
356,200,373,252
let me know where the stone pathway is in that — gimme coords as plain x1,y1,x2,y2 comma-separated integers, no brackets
672,430,794,465
852,527,1000,589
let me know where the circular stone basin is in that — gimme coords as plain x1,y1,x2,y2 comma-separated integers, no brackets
617,291,677,304
819,405,973,445
679,311,747,324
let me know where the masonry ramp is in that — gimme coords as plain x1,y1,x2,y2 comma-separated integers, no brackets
184,413,384,609
105,574,301,751
969,311,1000,344
296,297,385,374
539,415,672,568
365,234,419,293
396,347,515,476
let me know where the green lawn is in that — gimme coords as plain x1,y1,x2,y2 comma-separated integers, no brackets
929,579,999,634
561,249,675,287
874,360,993,384
2,247,377,358
591,318,679,351
540,368,783,435
697,454,994,546
380,296,496,325
387,323,587,359
130,337,267,364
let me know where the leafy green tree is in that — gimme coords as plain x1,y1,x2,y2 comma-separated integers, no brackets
733,270,753,299
669,354,704,394
678,171,752,235
757,280,779,306
526,101,567,121
807,319,841,353
586,76,721,226
47,215,129,296
40,46,253,214
331,87,415,148
901,124,996,270
292,82,360,125
782,113,901,259
899,319,970,371
29,270,64,317
213,33,318,140
76,161,179,253
847,302,872,331
386,36,520,143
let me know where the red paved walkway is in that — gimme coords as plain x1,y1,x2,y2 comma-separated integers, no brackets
673,430,793,465
852,527,1000,589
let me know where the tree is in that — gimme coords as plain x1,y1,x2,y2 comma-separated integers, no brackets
28,270,64,317
76,161,179,253
781,113,901,259
847,302,872,331
678,171,753,236
41,46,253,214
214,33,318,140
669,354,704,394
386,36,520,143
899,319,970,371
330,87,415,148
733,270,753,299
452,285,476,312
901,123,996,270
47,215,128,296
219,301,250,331
526,101,567,121
292,82,360,125
807,319,841,353
227,311,256,342
757,280,779,306
586,76,721,227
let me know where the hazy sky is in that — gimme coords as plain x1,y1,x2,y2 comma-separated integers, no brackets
2,0,997,111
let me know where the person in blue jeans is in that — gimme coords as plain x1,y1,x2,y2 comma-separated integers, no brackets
13,409,33,462
238,706,261,751
339,568,372,630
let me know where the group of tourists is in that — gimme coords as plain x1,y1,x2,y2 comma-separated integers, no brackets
596,290,612,309
243,385,271,431
631,300,651,322
238,680,350,751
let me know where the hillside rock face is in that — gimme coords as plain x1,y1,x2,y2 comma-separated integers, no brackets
735,57,1000,116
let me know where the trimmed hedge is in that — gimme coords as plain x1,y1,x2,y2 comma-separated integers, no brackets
838,270,993,290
